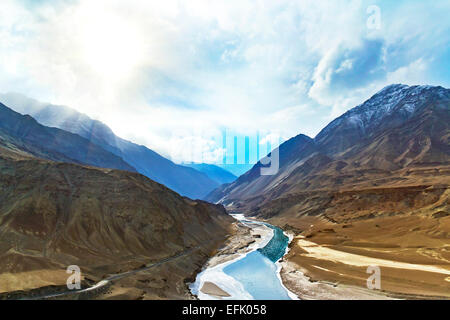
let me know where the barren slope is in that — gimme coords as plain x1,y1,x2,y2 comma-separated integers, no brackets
207,84,450,298
0,147,233,298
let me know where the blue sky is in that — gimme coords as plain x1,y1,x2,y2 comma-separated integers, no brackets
0,0,449,164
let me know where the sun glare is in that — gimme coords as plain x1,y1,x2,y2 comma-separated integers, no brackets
80,14,145,78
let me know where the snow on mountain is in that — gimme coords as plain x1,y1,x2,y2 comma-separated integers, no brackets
315,84,450,148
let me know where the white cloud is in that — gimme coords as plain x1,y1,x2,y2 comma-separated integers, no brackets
336,59,354,74
0,0,449,163
386,58,428,85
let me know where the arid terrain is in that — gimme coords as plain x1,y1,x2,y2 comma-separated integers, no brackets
250,165,450,298
209,85,450,299
0,145,233,299
273,188,450,298
1,84,448,300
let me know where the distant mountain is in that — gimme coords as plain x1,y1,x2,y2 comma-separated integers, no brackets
206,84,450,217
183,163,237,185
216,163,255,177
0,102,136,172
206,133,317,204
0,93,219,199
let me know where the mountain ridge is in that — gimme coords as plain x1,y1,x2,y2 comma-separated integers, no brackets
0,102,136,172
0,139,233,298
206,84,450,208
315,84,450,156
203,84,450,298
182,163,237,185
0,93,220,199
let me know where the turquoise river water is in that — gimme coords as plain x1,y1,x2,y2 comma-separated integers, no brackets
222,221,292,300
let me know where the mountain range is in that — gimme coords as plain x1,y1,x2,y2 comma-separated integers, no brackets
0,84,448,298
0,93,224,200
207,84,450,210
182,163,237,185
0,102,136,172
206,84,450,297
0,124,233,298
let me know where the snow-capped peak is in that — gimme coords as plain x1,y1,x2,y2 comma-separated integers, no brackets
316,84,449,142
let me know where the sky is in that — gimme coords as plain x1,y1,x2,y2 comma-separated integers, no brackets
0,0,449,165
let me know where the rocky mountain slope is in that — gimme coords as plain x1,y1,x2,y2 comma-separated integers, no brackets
0,93,219,199
206,84,450,297
0,102,135,172
207,84,450,210
0,144,233,298
315,84,449,156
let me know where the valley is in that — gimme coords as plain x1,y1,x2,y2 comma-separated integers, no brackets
2,0,450,308
190,214,296,300
0,84,448,300
206,84,450,299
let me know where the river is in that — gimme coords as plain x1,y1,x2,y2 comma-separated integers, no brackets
190,215,297,300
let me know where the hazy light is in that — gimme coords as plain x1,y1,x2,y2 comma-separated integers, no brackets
80,12,145,79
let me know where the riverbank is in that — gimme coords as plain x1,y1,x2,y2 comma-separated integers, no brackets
221,216,405,300
274,215,450,300
193,213,447,300
190,216,274,299
200,216,274,270
190,214,303,300
278,232,395,300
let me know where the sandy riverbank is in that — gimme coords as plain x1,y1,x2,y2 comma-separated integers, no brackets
191,214,430,300
278,233,395,300
201,218,274,269
278,233,450,299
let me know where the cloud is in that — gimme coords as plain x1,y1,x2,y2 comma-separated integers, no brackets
386,58,428,85
0,0,449,163
308,39,386,114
